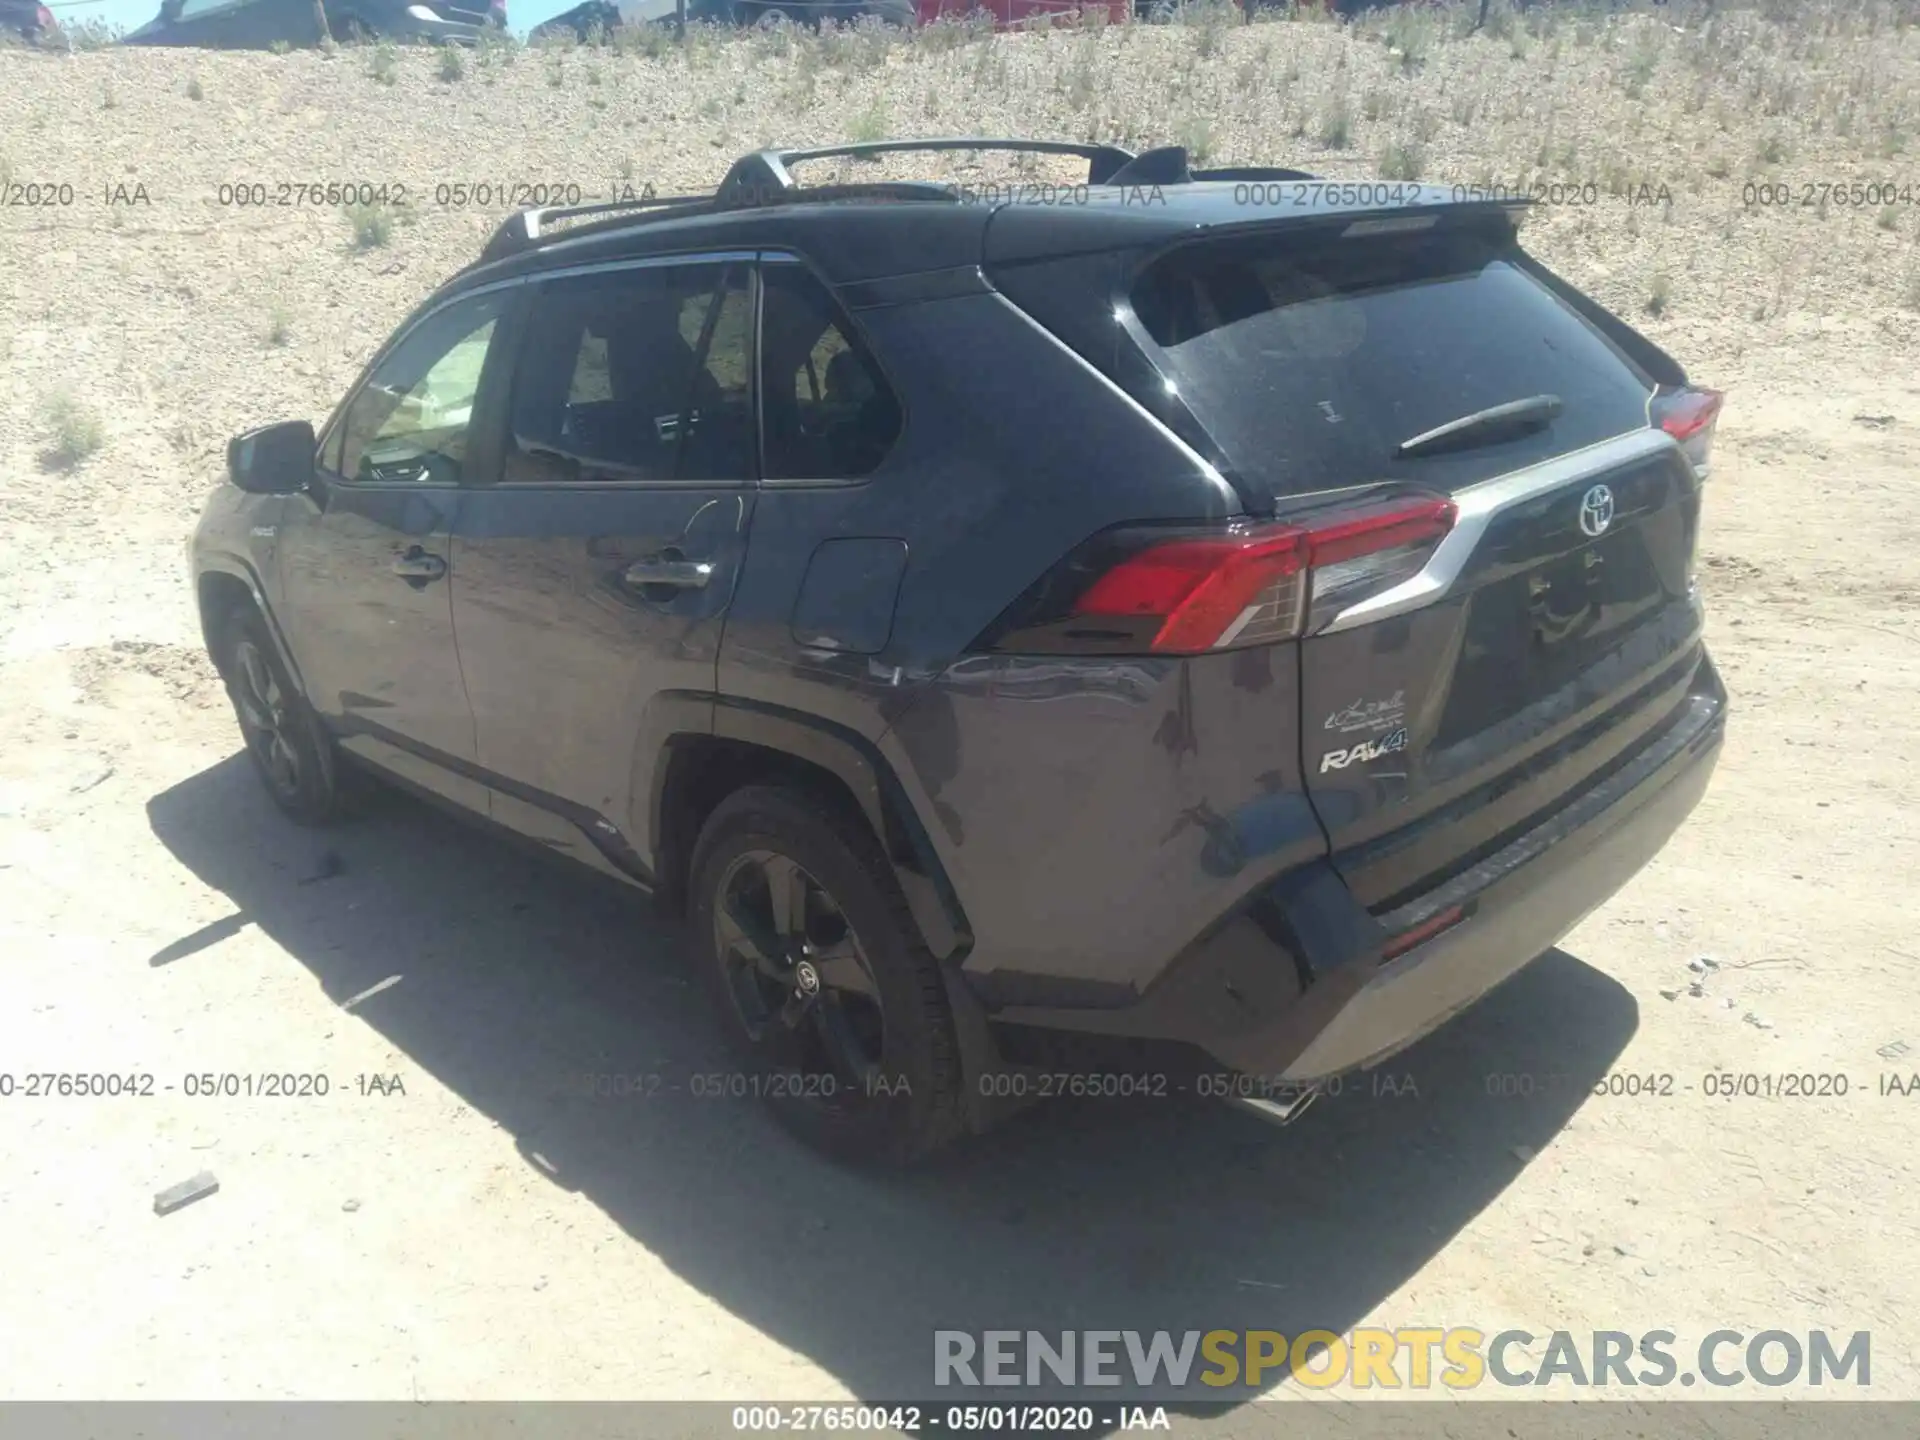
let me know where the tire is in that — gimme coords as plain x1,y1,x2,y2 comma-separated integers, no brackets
219,606,353,827
738,2,800,27
688,785,965,1165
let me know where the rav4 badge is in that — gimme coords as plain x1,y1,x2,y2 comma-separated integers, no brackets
1320,728,1409,773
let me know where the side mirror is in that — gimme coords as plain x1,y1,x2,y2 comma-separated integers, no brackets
227,420,316,495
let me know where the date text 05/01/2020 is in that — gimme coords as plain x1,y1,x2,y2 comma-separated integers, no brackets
730,1405,1171,1433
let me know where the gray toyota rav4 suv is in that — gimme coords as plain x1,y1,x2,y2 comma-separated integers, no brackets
190,139,1729,1163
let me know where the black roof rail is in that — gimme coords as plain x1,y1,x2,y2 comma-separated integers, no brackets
715,137,1140,205
476,191,711,266
777,181,972,205
472,140,1329,266
473,151,1064,266
474,180,976,268
1190,166,1321,182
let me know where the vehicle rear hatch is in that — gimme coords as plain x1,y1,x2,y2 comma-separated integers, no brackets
991,198,1717,914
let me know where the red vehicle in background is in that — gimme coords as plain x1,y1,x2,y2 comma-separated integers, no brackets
2,0,59,41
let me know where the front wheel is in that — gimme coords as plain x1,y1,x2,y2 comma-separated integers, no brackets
688,785,965,1164
736,2,801,27
221,607,353,826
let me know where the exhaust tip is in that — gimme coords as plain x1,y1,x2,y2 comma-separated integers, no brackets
1224,1083,1321,1129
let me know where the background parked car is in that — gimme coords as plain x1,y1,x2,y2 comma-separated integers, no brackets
912,0,1243,29
1,0,58,42
121,0,504,47
529,0,615,37
531,0,909,36
914,0,1123,25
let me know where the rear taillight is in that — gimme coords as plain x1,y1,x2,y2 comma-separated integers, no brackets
35,3,52,24
1653,386,1723,479
1072,528,1308,653
980,494,1456,657
1295,494,1456,636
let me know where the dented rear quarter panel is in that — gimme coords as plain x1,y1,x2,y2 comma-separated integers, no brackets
883,644,1328,1007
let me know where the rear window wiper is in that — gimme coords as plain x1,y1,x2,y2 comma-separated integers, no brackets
1395,394,1563,460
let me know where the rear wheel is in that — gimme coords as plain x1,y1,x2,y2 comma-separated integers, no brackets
221,607,352,826
688,786,964,1164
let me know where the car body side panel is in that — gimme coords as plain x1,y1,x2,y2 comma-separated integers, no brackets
190,486,298,681
451,486,755,862
441,256,761,871
716,282,1241,773
720,287,1240,693
276,481,487,811
716,283,1294,999
885,648,1326,1005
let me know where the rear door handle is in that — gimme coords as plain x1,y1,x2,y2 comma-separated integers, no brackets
622,553,714,591
391,547,448,583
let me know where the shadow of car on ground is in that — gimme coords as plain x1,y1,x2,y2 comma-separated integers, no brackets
149,753,1638,1411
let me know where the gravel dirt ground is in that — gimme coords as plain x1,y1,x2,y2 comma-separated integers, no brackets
2,0,1919,1411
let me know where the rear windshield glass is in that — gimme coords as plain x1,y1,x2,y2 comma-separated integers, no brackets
1129,226,1656,497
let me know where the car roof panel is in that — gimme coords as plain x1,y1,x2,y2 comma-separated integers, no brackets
441,143,1505,304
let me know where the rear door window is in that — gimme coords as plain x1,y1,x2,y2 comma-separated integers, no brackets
1128,226,1657,498
758,262,901,481
504,261,754,485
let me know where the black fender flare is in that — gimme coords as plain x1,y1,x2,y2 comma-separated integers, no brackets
193,555,307,697
632,693,971,961
631,695,1006,1127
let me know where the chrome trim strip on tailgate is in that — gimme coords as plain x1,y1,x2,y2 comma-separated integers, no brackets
1319,426,1684,636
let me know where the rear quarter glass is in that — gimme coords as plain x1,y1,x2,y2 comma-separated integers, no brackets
1019,226,1661,503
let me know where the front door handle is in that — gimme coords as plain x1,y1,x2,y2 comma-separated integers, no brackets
622,552,714,591
392,547,448,584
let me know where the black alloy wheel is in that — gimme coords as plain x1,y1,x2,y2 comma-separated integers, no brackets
221,606,355,825
714,849,886,1097
687,785,966,1163
231,633,302,805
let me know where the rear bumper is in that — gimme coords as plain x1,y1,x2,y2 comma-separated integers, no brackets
402,15,495,40
986,662,1725,1084
1282,685,1723,1080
